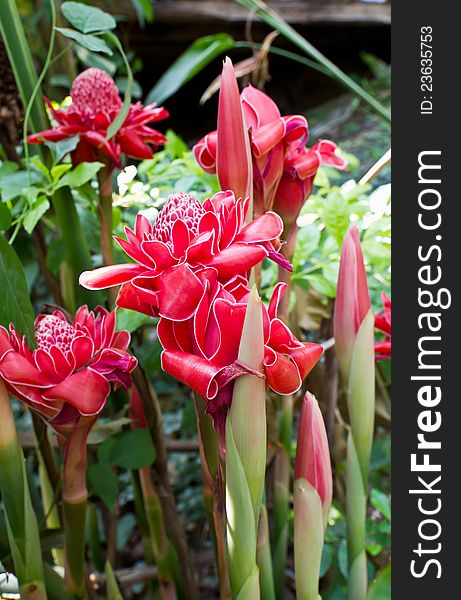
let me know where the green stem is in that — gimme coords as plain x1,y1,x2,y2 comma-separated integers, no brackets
0,382,48,600
88,504,105,573
272,446,290,600
139,467,179,600
193,394,230,600
62,416,96,599
256,503,275,600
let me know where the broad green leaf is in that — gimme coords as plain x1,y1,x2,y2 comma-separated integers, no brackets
0,170,43,202
54,161,104,190
370,489,391,522
75,45,117,75
367,563,391,600
88,463,118,510
61,2,116,34
98,429,156,470
146,34,235,105
55,28,113,55
23,195,50,234
0,235,35,341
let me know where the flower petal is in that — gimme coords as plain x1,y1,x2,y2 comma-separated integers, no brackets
43,368,110,416
79,263,146,290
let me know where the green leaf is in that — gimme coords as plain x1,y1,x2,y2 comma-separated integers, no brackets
370,489,391,522
23,195,50,234
104,33,132,141
367,563,391,600
87,463,118,510
45,135,79,163
115,307,152,333
130,0,154,27
98,429,156,470
74,45,117,75
51,164,72,181
0,235,35,341
105,560,123,600
0,203,12,231
146,34,235,105
54,161,104,190
61,2,116,34
55,28,113,55
0,170,43,202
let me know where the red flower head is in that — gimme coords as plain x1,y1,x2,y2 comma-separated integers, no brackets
374,292,391,360
158,270,323,436
0,306,137,436
194,83,308,217
28,67,169,168
80,190,292,321
273,140,347,239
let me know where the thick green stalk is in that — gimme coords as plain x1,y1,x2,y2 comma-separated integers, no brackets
194,394,230,600
226,286,266,599
272,446,289,600
139,467,179,600
234,0,391,122
345,310,375,600
62,417,96,599
38,453,64,567
88,504,105,573
293,479,323,600
0,382,48,600
256,504,275,600
0,0,98,308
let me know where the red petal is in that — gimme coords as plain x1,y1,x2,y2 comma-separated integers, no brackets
0,350,53,387
263,348,302,395
119,132,153,159
236,211,283,243
156,265,205,321
43,368,110,416
116,282,156,317
79,263,146,289
161,350,220,399
71,336,95,370
209,244,267,279
289,342,323,380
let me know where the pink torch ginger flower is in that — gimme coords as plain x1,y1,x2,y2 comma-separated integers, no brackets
273,140,347,239
294,392,333,527
374,292,391,359
158,270,323,436
0,307,137,435
28,68,168,168
80,190,291,321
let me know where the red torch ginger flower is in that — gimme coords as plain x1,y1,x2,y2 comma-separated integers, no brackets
80,190,291,321
0,306,137,434
273,140,347,239
158,270,323,435
374,292,391,359
194,82,308,217
28,67,168,167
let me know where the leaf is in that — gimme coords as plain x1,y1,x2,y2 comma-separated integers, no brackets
98,429,156,469
105,560,123,600
0,171,43,202
74,45,117,75
0,203,12,231
115,308,152,333
130,0,154,27
0,235,35,341
61,2,116,34
54,162,104,190
55,28,113,55
51,164,72,181
105,33,132,141
370,489,391,522
23,195,50,234
45,135,79,163
367,563,391,600
87,463,118,510
145,34,235,105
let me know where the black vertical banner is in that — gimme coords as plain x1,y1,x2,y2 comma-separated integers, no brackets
393,1,458,597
